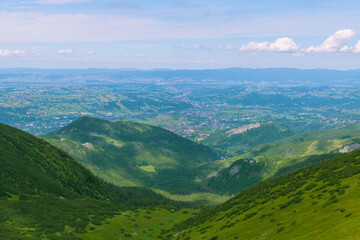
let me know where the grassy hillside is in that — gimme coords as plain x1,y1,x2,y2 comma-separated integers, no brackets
245,128,360,159
0,123,180,239
202,127,360,195
45,116,218,194
202,121,295,155
206,154,337,195
166,149,360,239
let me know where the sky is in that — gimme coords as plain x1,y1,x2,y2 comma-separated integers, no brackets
1,0,360,69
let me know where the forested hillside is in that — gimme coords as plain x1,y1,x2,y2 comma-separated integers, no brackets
0,123,179,239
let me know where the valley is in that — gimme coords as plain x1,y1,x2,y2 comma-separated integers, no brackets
1,71,360,138
3,0,360,238
3,118,359,239
2,69,360,239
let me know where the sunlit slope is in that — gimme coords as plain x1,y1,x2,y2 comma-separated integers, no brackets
169,149,360,240
245,127,360,159
0,123,176,239
203,127,360,194
202,121,295,155
45,116,218,194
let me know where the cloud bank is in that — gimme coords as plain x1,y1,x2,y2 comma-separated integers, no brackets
0,49,33,57
219,29,360,55
57,49,73,55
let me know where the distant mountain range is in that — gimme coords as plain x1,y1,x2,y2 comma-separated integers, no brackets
1,68,360,87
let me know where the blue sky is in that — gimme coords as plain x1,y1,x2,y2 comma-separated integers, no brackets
1,0,360,69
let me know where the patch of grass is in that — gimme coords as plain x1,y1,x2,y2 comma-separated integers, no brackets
139,165,156,173
78,208,199,240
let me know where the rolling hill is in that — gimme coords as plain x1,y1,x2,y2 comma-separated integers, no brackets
0,123,178,239
44,116,219,194
202,121,295,155
167,149,360,239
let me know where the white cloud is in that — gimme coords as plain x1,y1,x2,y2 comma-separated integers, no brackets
239,37,299,52
57,49,73,55
305,29,355,53
34,0,89,4
186,43,202,50
340,45,351,52
225,44,235,50
0,49,35,57
86,50,96,55
122,54,149,58
1,10,350,45
168,52,173,57
352,41,360,53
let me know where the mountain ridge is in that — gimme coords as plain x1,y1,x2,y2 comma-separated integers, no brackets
45,116,219,194
202,121,295,155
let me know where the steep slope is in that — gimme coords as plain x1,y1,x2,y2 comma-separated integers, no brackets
206,154,337,195
0,122,170,205
0,123,176,239
202,121,295,155
45,116,219,194
201,127,360,195
167,149,360,239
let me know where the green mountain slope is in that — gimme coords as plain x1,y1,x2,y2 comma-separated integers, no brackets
200,127,360,195
0,123,177,239
246,127,360,159
202,121,295,155
206,154,337,195
0,122,170,205
167,149,360,239
45,117,218,194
